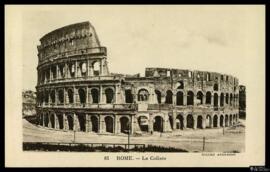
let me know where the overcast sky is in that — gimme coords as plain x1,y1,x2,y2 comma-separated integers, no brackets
17,5,264,91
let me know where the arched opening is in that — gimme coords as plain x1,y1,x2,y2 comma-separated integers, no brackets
197,116,203,129
165,90,173,104
214,93,218,107
125,89,133,103
213,115,218,127
52,65,57,79
169,115,173,129
67,89,74,104
67,115,74,130
58,89,64,104
230,93,233,105
77,114,86,132
153,116,163,132
138,116,149,132
39,114,44,125
206,115,212,128
120,117,130,134
187,91,194,105
214,83,219,91
226,93,229,104
93,61,100,76
186,114,194,128
176,114,184,130
233,115,236,124
59,64,65,78
155,90,161,104
44,113,49,127
105,88,114,103
50,114,55,128
206,91,212,104
78,88,86,104
138,89,149,102
57,114,63,129
50,90,55,104
225,115,229,127
220,115,224,127
91,116,99,133
196,91,203,105
91,88,99,103
220,93,224,106
45,91,49,104
104,116,114,133
176,91,184,105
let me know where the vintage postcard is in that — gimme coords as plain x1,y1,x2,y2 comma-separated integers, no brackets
5,5,265,167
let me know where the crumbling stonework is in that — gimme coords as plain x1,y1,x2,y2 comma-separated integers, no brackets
36,21,241,135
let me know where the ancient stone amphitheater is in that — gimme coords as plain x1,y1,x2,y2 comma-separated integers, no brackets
36,21,240,135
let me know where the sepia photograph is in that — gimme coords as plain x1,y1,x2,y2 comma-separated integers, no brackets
5,5,265,167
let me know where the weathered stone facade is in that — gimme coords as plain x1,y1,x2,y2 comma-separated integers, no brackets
36,21,240,135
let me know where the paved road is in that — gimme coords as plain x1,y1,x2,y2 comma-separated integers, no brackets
23,119,245,152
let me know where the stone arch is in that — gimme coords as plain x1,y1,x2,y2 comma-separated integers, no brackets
105,88,114,103
120,116,130,134
233,114,236,124
206,91,212,104
138,116,149,132
67,89,74,104
67,115,74,130
78,88,86,104
206,115,212,128
153,116,163,132
177,81,184,89
186,114,194,128
44,90,49,103
196,91,203,105
68,63,75,78
213,115,218,128
50,114,55,128
197,115,203,129
187,91,194,105
220,115,224,127
176,114,184,130
90,115,99,133
155,90,162,104
176,91,184,105
91,88,99,103
225,114,229,127
104,116,114,133
80,61,87,77
165,90,173,104
220,93,224,107
138,88,149,102
214,93,218,107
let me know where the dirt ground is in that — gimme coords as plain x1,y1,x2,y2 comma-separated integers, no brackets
23,119,245,152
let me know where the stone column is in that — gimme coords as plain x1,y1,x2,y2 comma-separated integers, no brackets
216,116,220,128
115,85,120,104
50,67,52,82
56,65,59,79
130,115,134,135
115,115,120,134
211,95,214,106
86,87,89,105
172,111,177,130
100,59,103,76
73,113,80,131
42,113,45,127
183,115,187,129
183,92,187,106
48,114,52,128
63,89,66,105
55,113,59,129
210,116,214,128
149,114,153,133
75,61,78,78
86,115,92,132
63,113,68,131
172,93,176,105
193,117,197,129
202,118,206,129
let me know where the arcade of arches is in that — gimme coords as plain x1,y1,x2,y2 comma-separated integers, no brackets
37,112,239,134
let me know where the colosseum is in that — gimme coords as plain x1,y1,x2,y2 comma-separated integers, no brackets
36,21,240,135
